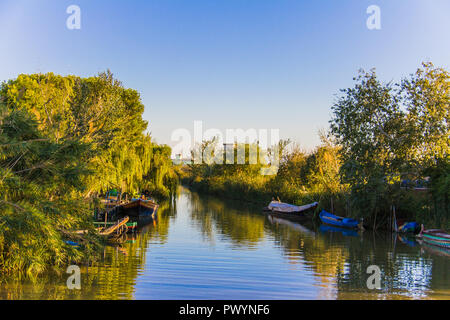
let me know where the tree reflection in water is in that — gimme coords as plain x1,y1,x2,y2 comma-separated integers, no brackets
186,188,449,299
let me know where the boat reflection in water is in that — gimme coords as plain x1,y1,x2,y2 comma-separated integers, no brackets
268,214,316,236
420,242,450,258
319,224,359,237
397,234,419,247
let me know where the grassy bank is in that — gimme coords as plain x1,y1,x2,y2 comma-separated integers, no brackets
183,172,447,231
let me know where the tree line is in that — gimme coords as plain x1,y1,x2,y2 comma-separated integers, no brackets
183,62,449,230
0,71,177,275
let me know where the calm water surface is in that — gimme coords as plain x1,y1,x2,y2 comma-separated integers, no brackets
1,187,449,300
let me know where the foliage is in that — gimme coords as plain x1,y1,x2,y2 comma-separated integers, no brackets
0,71,178,275
1,71,177,196
185,62,448,230
0,105,100,276
330,63,448,228
183,137,345,216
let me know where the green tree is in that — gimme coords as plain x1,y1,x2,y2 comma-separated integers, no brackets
0,105,99,276
330,63,449,228
1,72,176,197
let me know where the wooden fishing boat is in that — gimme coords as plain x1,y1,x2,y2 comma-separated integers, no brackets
263,201,318,222
319,210,360,230
418,226,450,249
118,199,159,224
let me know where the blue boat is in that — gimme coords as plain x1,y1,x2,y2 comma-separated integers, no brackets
319,210,360,230
398,221,419,233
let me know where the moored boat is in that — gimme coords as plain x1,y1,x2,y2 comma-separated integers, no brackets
397,221,419,234
94,221,138,233
319,210,360,230
263,200,318,222
265,201,318,213
97,216,130,238
418,225,450,249
118,198,159,224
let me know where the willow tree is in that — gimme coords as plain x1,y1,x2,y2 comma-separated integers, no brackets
0,71,179,275
1,71,176,197
0,105,99,276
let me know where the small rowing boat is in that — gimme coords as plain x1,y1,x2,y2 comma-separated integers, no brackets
398,221,419,234
263,200,318,222
319,210,360,230
264,201,318,214
418,225,450,249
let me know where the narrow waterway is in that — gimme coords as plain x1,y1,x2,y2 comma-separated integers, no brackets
1,187,449,300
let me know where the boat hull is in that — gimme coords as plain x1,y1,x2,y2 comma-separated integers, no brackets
118,199,159,226
266,201,318,214
319,210,359,230
264,201,317,223
421,230,450,248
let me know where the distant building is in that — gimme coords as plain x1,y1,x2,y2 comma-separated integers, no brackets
172,153,192,165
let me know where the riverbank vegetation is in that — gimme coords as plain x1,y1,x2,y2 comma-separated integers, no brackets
183,62,449,230
0,71,177,275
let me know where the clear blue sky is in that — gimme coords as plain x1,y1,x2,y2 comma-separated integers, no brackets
1,0,449,152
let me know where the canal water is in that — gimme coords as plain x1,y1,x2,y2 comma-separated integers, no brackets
1,187,449,300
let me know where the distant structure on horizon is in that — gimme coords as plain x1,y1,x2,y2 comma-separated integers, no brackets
172,153,191,165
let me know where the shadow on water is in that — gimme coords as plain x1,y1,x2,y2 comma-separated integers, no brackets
1,186,448,299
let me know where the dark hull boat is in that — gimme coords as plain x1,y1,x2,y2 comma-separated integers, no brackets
118,199,159,225
319,210,360,230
